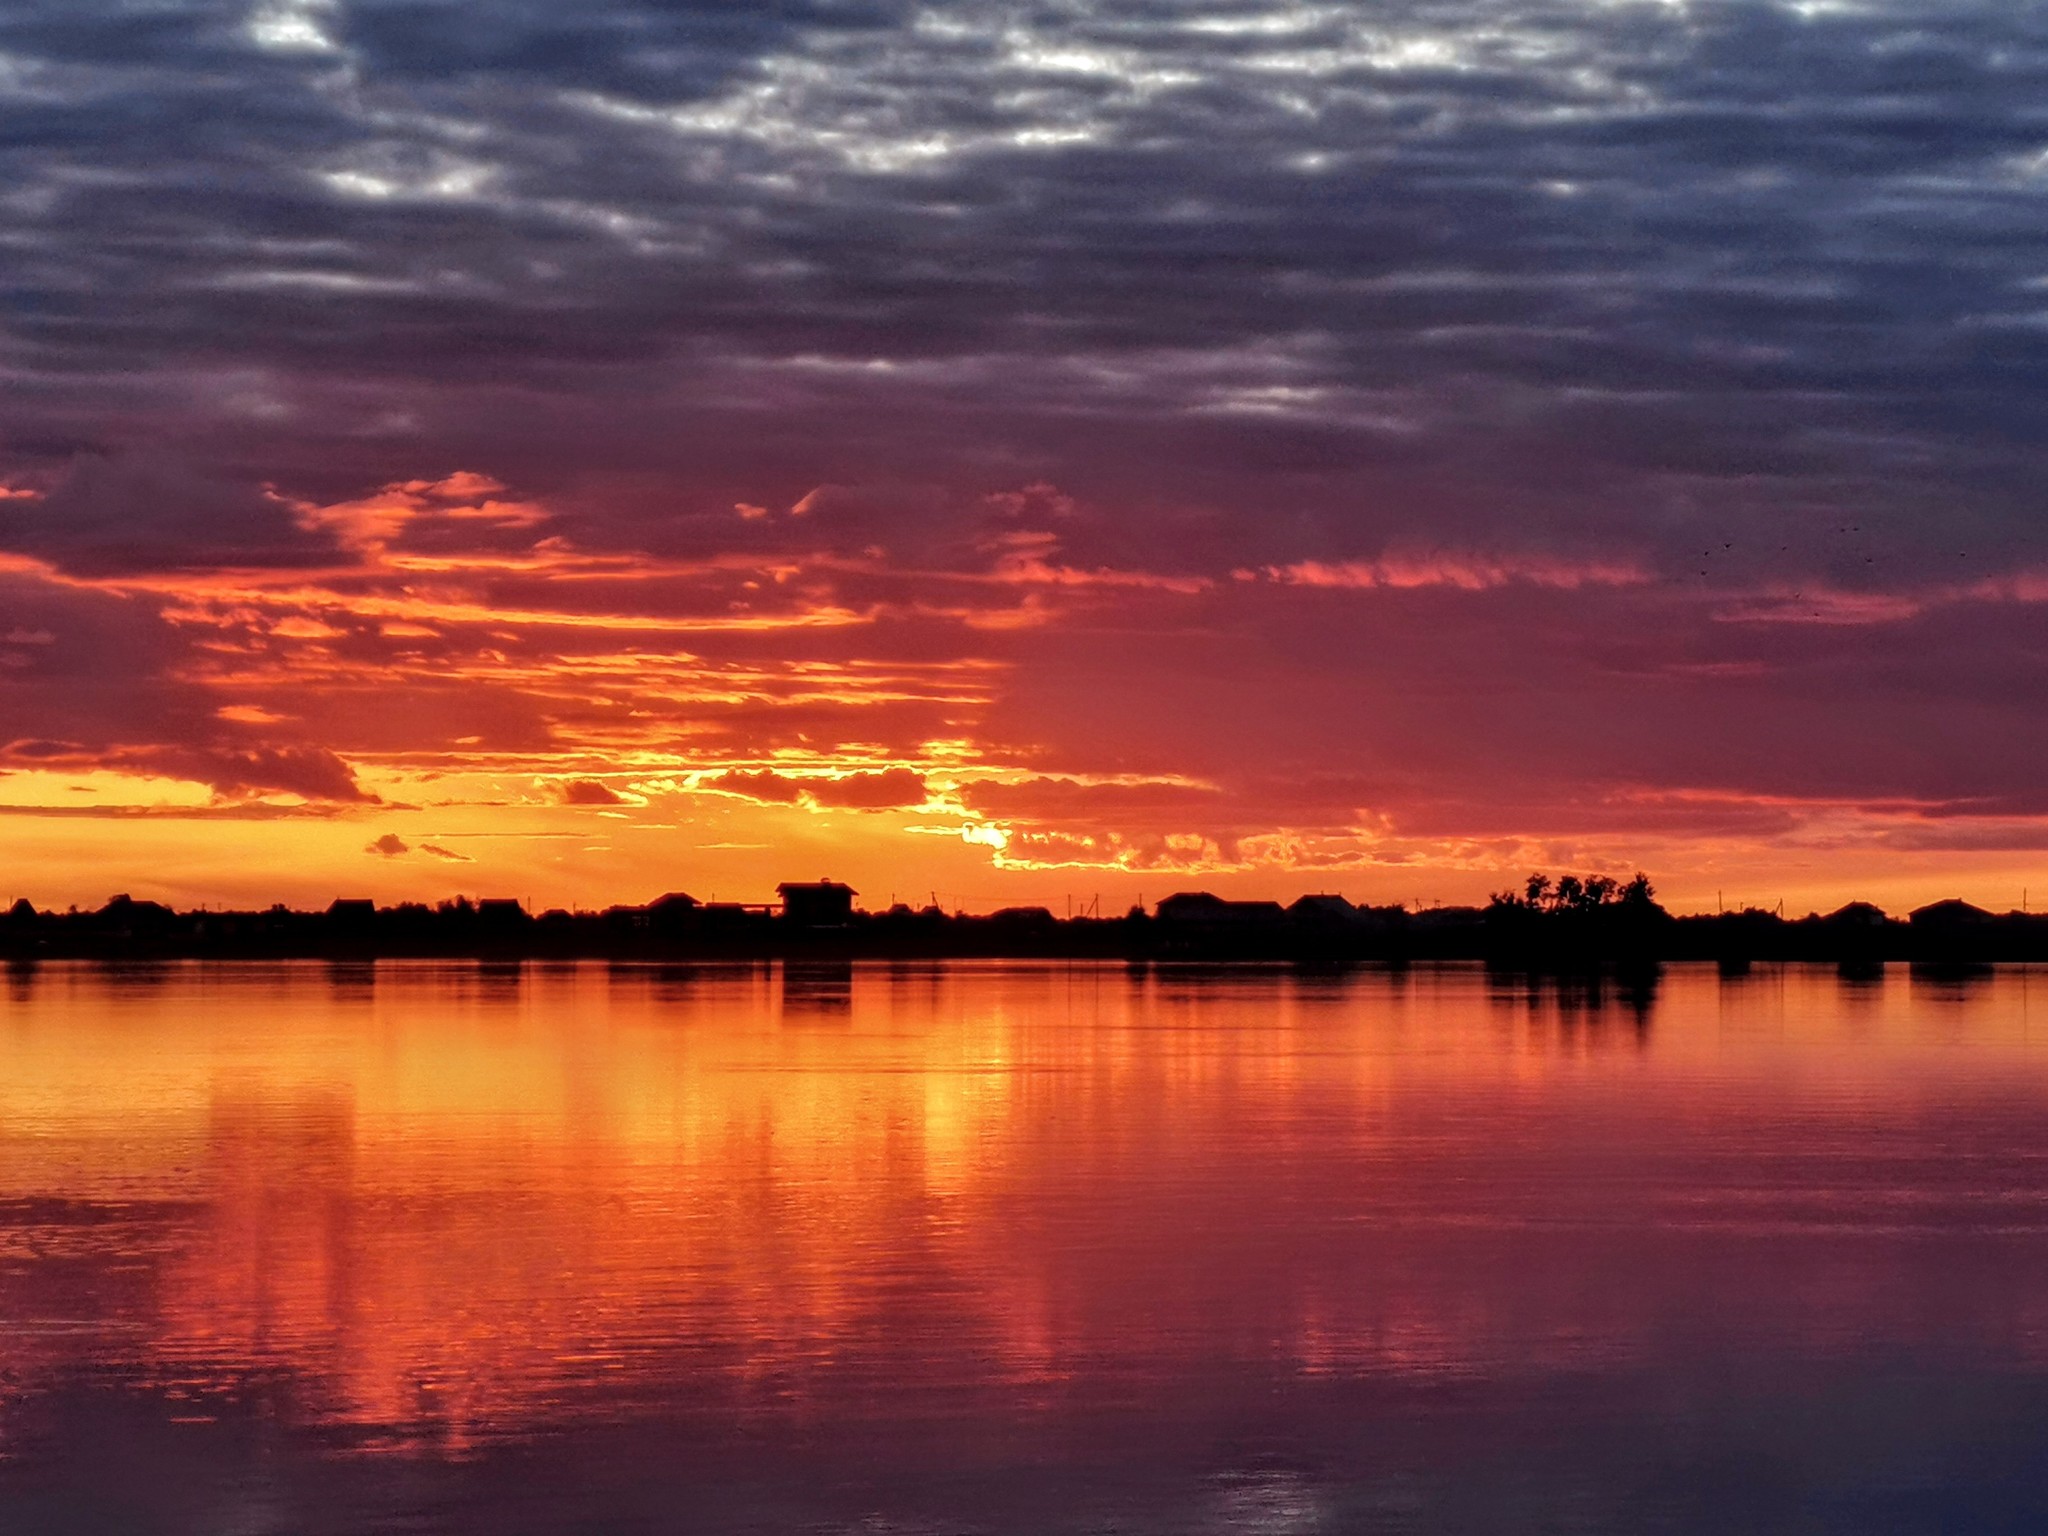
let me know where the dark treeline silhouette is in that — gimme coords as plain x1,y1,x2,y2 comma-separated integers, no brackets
1484,871,1667,964
4,874,2048,964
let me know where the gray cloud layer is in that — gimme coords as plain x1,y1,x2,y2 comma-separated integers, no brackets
2,0,2045,584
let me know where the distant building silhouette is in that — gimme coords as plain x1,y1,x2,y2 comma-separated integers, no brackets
1910,899,1995,928
1155,892,1287,927
1287,893,1358,927
779,880,856,928
642,891,702,937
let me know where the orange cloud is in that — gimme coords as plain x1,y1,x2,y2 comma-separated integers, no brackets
559,779,630,806
804,768,928,810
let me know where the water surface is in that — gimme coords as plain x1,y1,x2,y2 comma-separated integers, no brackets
4,960,2048,1532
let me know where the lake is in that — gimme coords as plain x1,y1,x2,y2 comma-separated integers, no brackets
3,959,2048,1533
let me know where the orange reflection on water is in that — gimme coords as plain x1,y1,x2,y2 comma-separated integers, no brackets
5,961,2048,1454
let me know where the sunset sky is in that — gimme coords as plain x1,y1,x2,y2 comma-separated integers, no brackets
3,0,2046,915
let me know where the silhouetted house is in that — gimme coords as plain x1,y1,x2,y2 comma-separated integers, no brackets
1910,898,1996,963
1910,899,1994,929
643,891,702,938
1155,892,1288,927
1152,893,1290,956
476,898,531,933
1287,894,1358,929
603,902,653,935
323,898,377,954
778,880,856,928
1823,901,1889,929
96,893,178,944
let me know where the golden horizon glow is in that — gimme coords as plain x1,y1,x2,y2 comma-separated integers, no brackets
4,470,2047,915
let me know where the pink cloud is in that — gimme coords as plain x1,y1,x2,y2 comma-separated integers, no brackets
1240,552,1651,592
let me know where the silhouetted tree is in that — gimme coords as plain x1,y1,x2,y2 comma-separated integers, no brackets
1490,871,1660,918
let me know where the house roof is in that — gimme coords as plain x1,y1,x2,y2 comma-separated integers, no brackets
1288,894,1356,916
1156,892,1286,922
1909,898,1995,924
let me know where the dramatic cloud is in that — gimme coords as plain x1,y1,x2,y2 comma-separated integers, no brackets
2,1,2045,907
704,768,927,810
805,768,927,811
559,779,629,806
2,455,341,576
706,771,809,806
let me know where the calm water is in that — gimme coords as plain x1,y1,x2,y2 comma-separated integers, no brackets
4,960,2048,1533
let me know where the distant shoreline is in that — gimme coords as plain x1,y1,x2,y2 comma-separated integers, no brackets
4,885,2042,965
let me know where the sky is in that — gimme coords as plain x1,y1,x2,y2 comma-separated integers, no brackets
3,0,2047,916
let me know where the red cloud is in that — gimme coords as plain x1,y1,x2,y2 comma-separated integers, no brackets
704,768,925,810
707,770,807,804
805,769,926,810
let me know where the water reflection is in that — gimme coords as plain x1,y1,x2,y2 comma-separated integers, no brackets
780,960,854,1016
1484,963,1660,1043
3,962,2048,1532
323,959,377,1000
91,956,176,992
472,959,527,999
1910,960,1999,998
